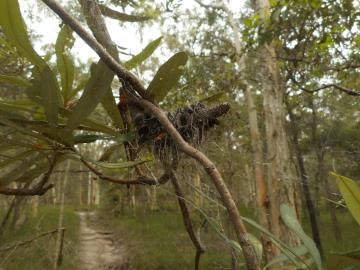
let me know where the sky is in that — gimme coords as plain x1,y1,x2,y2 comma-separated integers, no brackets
19,0,243,65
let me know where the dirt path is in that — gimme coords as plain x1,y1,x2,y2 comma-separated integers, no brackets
77,211,130,270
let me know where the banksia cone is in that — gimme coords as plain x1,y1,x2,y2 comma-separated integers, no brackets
134,102,230,161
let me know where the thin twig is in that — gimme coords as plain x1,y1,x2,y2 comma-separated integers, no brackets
0,154,58,196
99,5,151,22
0,228,62,252
80,158,170,185
170,171,205,270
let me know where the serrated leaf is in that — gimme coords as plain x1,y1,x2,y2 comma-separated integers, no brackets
0,150,35,169
200,92,225,103
228,234,263,264
66,61,114,132
0,0,45,68
264,245,309,269
99,144,120,161
0,75,32,88
74,134,108,144
69,77,89,99
241,216,307,268
124,37,162,70
0,116,50,142
331,246,360,260
0,153,44,185
114,132,134,143
95,158,152,170
280,203,322,269
101,88,123,129
59,107,118,136
331,172,360,226
147,52,188,102
35,66,61,127
0,0,61,126
55,24,75,104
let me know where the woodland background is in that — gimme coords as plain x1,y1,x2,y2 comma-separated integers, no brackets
0,0,359,269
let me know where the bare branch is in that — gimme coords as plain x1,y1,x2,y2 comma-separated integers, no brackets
0,154,58,196
288,72,360,96
99,4,151,22
80,158,170,185
0,228,62,252
302,84,360,96
194,0,223,9
170,171,204,270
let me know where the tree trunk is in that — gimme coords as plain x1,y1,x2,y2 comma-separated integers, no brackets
79,165,83,206
254,0,301,250
93,177,100,205
287,104,323,257
216,0,272,258
87,171,92,206
323,173,342,241
309,97,342,241
244,86,273,258
53,160,70,269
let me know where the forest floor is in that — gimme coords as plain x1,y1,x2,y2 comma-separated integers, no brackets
77,211,131,270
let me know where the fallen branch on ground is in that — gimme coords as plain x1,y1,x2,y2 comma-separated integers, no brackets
0,228,64,253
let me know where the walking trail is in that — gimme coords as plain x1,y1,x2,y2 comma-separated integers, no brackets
77,211,130,270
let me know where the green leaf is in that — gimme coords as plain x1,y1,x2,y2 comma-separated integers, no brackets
35,66,61,127
280,203,322,269
331,172,360,226
74,134,108,144
265,245,309,269
147,52,188,102
242,216,306,268
0,0,61,126
331,246,360,260
101,88,124,129
200,92,225,103
99,144,120,161
55,24,75,104
66,61,114,132
59,107,118,136
0,0,45,68
69,77,88,99
124,37,162,70
0,75,32,88
0,153,45,185
0,150,35,169
0,116,50,142
95,158,152,170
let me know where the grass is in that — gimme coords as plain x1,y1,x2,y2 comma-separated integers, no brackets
100,207,235,270
100,202,360,270
0,204,80,270
302,206,360,269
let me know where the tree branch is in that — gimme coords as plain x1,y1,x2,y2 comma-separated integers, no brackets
288,72,360,96
0,154,58,196
0,228,62,252
302,83,360,96
194,0,224,9
170,171,204,270
99,4,151,22
80,158,170,185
